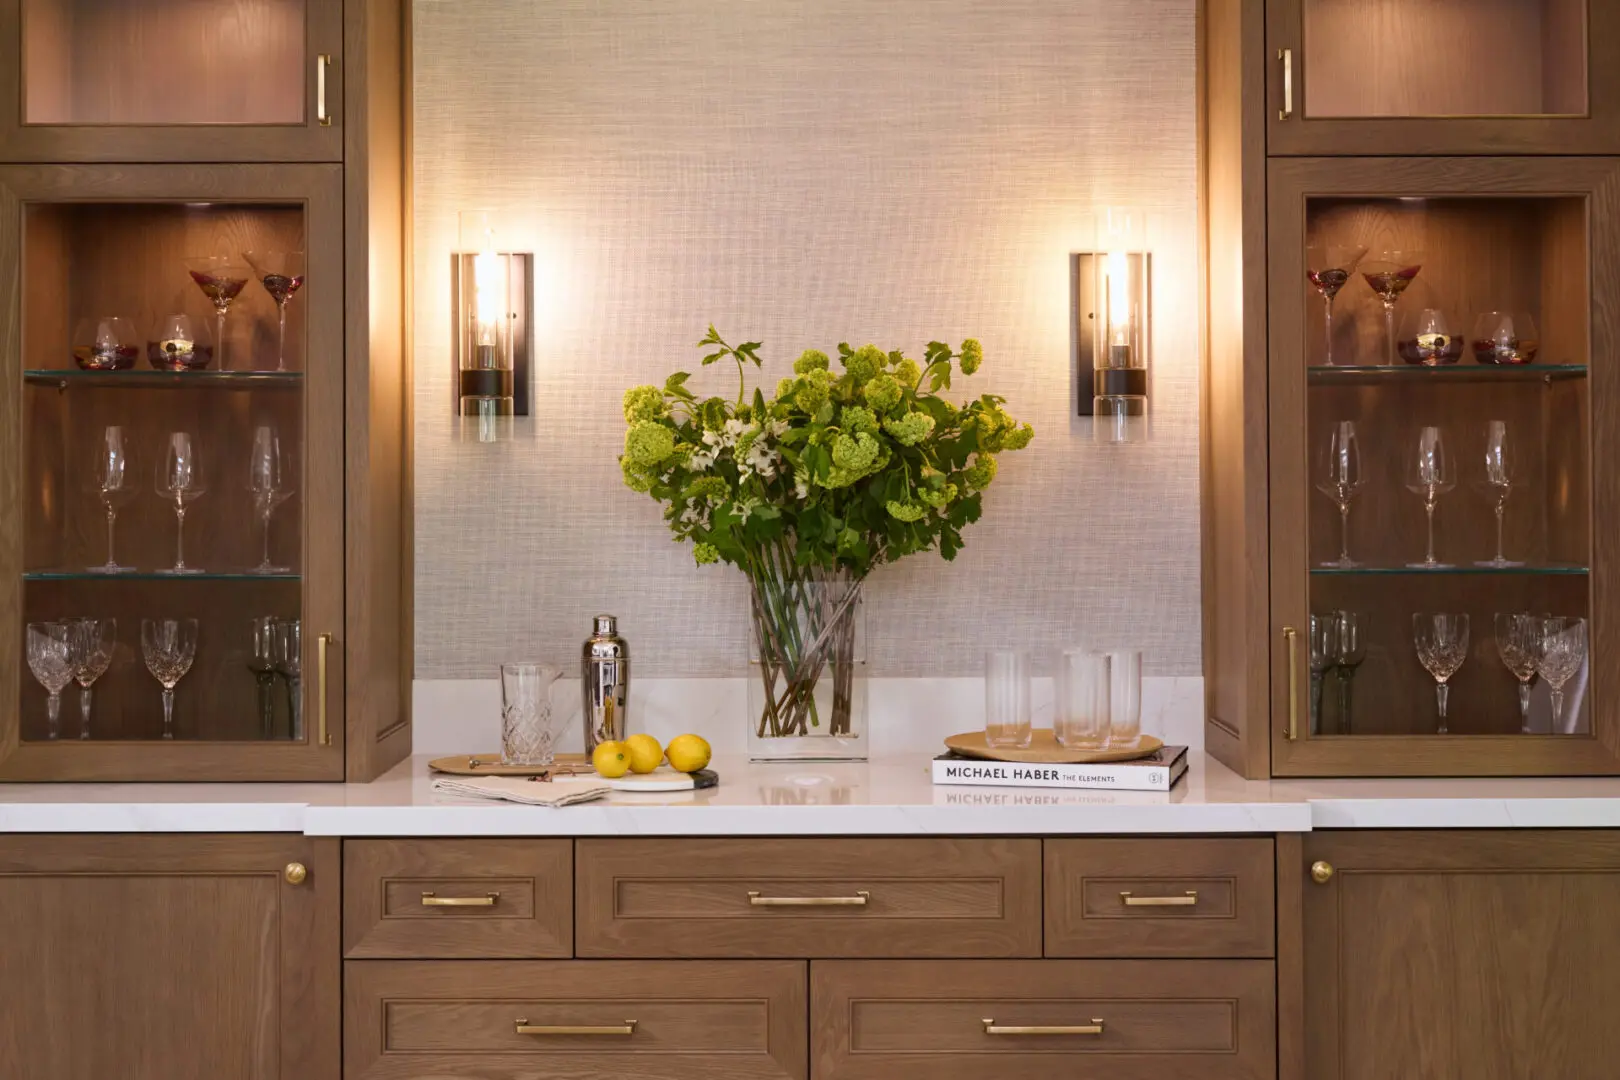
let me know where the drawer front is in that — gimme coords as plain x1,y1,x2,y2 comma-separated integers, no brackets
576,838,1041,958
811,959,1275,1080
344,839,572,958
1045,838,1275,957
345,960,807,1080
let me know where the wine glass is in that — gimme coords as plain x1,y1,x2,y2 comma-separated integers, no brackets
243,251,305,372
1495,613,1542,735
155,432,208,575
1539,616,1588,733
147,313,212,371
183,256,250,371
1307,613,1338,735
87,425,139,574
25,622,75,741
1361,250,1425,367
273,619,303,741
1473,420,1521,569
68,617,116,741
1306,244,1367,366
1404,425,1456,569
1397,308,1463,366
248,425,294,574
71,316,139,371
248,616,280,739
141,618,198,741
1333,610,1366,735
1414,613,1469,735
1472,311,1540,366
1314,420,1367,568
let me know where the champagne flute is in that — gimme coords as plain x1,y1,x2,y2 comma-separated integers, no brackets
1315,420,1367,568
25,622,75,740
155,432,208,575
141,618,197,741
1404,425,1456,569
183,256,250,371
1539,617,1587,733
1494,613,1541,735
248,425,295,574
87,425,139,574
1414,613,1469,735
274,619,304,741
1308,613,1338,735
1306,245,1367,366
1362,250,1425,367
1473,420,1521,568
1333,610,1366,735
243,251,305,372
68,617,116,740
248,616,281,740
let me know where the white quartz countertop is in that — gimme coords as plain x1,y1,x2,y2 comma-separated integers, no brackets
8,753,1620,834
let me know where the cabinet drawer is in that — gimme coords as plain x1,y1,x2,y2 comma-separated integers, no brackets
1045,838,1275,957
344,959,807,1080
577,838,1041,958
344,839,571,958
811,959,1275,1080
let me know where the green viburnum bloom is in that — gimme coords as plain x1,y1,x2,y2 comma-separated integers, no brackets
777,377,797,399
625,421,677,466
885,499,927,522
692,543,720,565
862,373,903,413
845,344,885,384
883,411,935,446
685,476,730,503
840,405,878,436
831,431,880,473
919,482,959,509
621,458,658,493
793,368,833,413
895,357,921,387
699,397,729,430
794,348,830,374
963,453,998,490
1002,423,1034,451
623,385,668,423
960,338,984,375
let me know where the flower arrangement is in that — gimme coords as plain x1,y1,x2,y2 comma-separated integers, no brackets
620,326,1031,746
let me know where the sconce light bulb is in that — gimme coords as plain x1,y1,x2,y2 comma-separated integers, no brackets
1106,250,1132,344
472,249,506,349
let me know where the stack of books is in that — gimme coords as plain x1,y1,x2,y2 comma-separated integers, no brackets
931,745,1189,792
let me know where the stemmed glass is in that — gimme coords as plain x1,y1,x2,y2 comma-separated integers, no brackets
87,425,138,574
156,432,208,575
141,618,197,741
1495,613,1542,735
25,622,75,741
1414,613,1469,735
69,618,116,740
248,425,295,574
1306,244,1366,366
1473,420,1521,568
1404,425,1456,569
1307,613,1337,735
248,616,280,739
1333,611,1367,735
274,619,303,741
243,251,305,372
1362,250,1425,367
183,256,250,371
1315,420,1367,568
1539,617,1588,733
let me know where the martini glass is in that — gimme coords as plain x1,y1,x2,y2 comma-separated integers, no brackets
243,251,305,372
1306,245,1366,366
1361,250,1425,367
183,256,250,371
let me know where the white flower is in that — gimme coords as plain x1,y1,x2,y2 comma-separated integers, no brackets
764,417,790,439
688,448,717,472
793,474,810,500
678,504,711,530
743,440,779,479
723,418,747,440
734,496,760,523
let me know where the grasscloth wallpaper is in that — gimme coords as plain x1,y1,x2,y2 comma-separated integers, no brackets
412,0,1201,678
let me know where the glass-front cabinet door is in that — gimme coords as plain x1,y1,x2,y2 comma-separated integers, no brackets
1268,0,1620,155
0,163,343,780
1267,156,1620,776
0,0,343,162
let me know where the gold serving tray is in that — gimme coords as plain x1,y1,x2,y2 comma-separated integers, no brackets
944,729,1164,764
429,753,594,777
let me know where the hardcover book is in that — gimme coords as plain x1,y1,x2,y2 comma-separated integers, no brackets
931,745,1189,792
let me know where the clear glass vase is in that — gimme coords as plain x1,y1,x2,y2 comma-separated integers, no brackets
747,569,867,762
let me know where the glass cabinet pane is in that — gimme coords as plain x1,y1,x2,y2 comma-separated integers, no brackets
1302,0,1587,120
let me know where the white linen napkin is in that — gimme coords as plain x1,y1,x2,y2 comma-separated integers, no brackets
431,775,611,807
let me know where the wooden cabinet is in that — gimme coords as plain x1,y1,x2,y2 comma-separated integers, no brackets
1297,830,1620,1079
0,834,339,1079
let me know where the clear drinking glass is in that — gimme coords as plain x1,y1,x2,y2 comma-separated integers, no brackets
248,616,280,739
1397,307,1464,365
1473,420,1521,568
1106,649,1143,748
25,621,75,740
984,650,1032,749
1315,420,1367,568
243,251,305,372
87,425,139,574
1414,613,1470,735
1471,311,1540,366
1361,250,1425,367
273,619,303,741
500,663,566,766
1333,611,1366,735
1306,244,1367,366
248,425,294,574
147,313,212,371
1405,425,1456,569
69,617,116,740
1056,650,1110,750
1307,614,1338,735
71,315,139,371
1539,617,1588,733
140,618,198,741
1494,613,1542,734
156,432,208,574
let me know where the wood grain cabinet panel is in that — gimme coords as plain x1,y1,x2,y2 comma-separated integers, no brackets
344,959,807,1080
1301,830,1620,1080
1045,837,1275,957
576,838,1041,958
343,839,572,958
811,959,1275,1080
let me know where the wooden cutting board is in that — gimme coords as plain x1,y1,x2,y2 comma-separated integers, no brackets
943,729,1163,764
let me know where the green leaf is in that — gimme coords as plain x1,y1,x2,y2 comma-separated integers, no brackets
665,371,692,391
698,324,725,347
837,342,853,358
753,387,767,416
701,350,726,366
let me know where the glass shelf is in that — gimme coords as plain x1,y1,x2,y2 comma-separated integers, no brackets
1307,364,1586,385
1312,564,1589,577
23,570,300,582
24,370,303,390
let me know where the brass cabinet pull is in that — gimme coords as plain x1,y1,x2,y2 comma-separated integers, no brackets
317,54,333,126
1278,48,1294,119
983,1018,1105,1037
1311,860,1335,885
747,890,870,907
515,1020,636,1037
1283,626,1299,740
1120,890,1198,907
317,633,333,746
421,891,499,907
284,862,308,885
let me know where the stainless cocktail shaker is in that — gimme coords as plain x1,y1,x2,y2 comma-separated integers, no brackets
582,614,629,751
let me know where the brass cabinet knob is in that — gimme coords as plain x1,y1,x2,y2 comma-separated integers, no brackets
1310,860,1335,885
285,862,309,885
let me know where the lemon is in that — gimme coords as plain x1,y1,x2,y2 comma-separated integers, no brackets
665,733,712,774
624,733,665,774
590,740,631,779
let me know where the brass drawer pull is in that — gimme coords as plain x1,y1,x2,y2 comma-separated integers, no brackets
317,54,333,126
747,890,870,907
515,1019,636,1037
421,891,499,907
983,1018,1105,1037
1283,625,1299,740
1278,47,1293,119
1120,890,1198,907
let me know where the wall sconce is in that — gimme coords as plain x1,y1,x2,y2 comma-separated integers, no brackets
453,210,532,442
1073,207,1151,444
